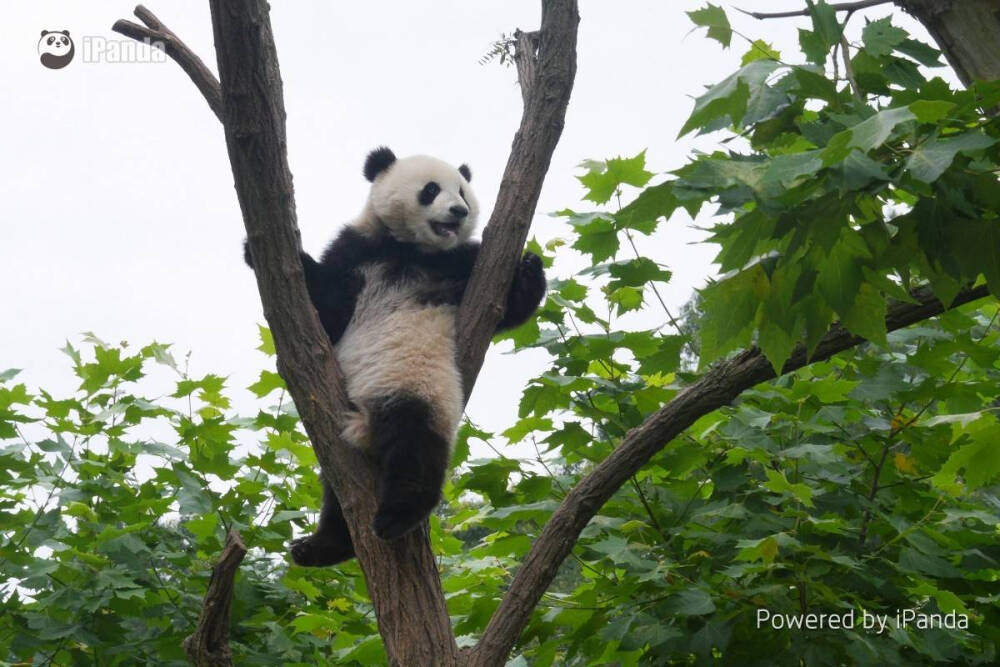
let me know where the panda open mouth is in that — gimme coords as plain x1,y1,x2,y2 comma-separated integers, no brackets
429,220,461,238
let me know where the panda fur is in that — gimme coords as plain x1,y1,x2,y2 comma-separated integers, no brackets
246,147,546,566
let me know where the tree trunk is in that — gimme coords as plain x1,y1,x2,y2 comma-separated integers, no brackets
898,0,1000,85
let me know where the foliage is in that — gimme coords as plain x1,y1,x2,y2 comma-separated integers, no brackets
0,333,381,665
3,2,1000,666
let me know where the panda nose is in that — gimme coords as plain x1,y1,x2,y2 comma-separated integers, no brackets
449,205,468,219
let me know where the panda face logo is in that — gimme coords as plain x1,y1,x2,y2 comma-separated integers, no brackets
38,30,74,70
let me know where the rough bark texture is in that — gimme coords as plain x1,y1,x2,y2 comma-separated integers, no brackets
182,531,247,667
456,0,579,398
467,285,988,666
897,0,1000,86
205,1,459,664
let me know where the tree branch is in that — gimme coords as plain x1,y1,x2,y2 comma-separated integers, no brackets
456,0,579,399
116,1,579,664
183,530,247,667
111,5,222,120
736,0,893,20
469,283,990,666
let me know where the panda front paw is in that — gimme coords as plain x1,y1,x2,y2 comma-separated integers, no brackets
496,252,546,332
243,240,254,268
289,533,355,567
519,251,545,292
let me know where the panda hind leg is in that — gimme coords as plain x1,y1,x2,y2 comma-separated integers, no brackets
370,394,449,541
290,480,356,567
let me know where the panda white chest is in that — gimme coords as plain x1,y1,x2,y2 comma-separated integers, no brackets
332,263,463,425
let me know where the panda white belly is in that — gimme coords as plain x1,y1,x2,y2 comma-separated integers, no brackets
334,264,463,447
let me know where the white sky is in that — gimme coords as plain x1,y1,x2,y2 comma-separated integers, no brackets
1,2,937,441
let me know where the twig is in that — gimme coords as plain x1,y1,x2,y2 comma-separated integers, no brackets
183,530,247,667
736,0,892,20
840,32,862,99
111,6,222,120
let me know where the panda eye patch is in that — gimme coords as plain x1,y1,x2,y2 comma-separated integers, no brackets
418,182,441,206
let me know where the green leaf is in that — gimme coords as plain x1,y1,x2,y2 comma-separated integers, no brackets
698,263,768,364
791,66,839,104
763,469,814,506
906,131,997,183
908,100,955,124
257,324,276,356
932,420,1000,493
605,258,672,289
578,152,653,204
608,286,643,314
679,60,779,136
894,38,943,67
862,17,906,58
248,370,285,398
839,282,887,345
616,182,677,234
664,588,716,616
741,40,779,65
847,106,915,152
687,4,731,48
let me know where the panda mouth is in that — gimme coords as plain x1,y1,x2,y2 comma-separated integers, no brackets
429,220,461,238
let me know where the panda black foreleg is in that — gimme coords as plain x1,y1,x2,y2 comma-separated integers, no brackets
289,480,356,567
369,394,449,541
496,251,547,332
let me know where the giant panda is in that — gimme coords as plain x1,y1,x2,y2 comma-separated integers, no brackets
246,147,546,566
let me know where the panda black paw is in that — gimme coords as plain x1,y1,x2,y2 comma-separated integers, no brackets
518,251,546,297
371,502,430,541
289,533,355,567
243,240,254,268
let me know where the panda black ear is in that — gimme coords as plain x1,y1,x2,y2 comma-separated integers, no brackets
364,146,396,182
62,30,70,36
41,30,49,36
458,164,472,182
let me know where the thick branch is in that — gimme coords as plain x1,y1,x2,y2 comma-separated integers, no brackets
470,284,990,666
202,2,461,664
183,531,247,667
112,5,222,120
737,0,892,20
456,0,579,399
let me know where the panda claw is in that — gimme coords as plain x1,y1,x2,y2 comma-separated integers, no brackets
289,533,354,567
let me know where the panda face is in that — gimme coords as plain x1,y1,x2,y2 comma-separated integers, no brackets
365,150,478,252
38,30,72,55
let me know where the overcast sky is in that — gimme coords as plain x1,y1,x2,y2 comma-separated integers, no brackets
2,1,938,441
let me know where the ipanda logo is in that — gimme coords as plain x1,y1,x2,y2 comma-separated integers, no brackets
38,29,74,69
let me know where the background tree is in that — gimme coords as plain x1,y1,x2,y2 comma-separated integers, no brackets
1,1,999,665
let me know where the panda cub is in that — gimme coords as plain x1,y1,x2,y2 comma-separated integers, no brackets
248,147,546,566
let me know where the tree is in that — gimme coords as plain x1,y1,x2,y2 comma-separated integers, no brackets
1,1,999,665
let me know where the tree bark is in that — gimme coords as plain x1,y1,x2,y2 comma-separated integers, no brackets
183,531,246,666
456,1,579,398
897,0,1000,86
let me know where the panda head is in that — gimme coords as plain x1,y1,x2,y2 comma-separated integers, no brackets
38,30,74,69
363,147,478,252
